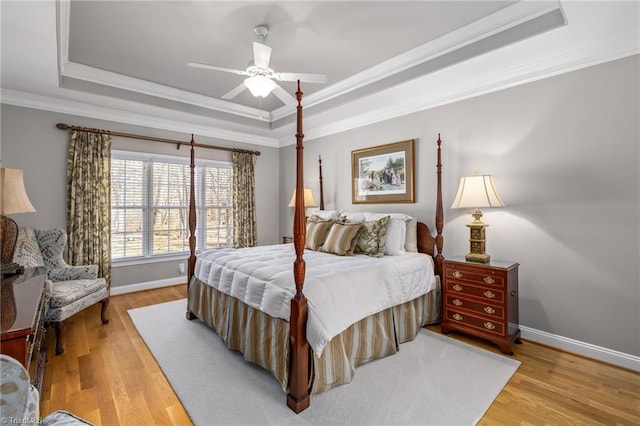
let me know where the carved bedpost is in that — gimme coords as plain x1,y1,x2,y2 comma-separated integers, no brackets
435,134,445,278
287,81,310,413
318,155,325,210
186,135,197,320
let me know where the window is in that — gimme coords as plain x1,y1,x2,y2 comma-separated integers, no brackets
111,152,233,261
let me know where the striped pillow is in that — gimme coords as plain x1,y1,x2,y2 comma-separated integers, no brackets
305,217,333,250
320,222,363,256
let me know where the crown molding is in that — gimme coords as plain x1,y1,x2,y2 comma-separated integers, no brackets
56,0,269,122
279,27,639,146
0,89,281,148
56,0,563,125
270,0,565,121
60,61,272,122
5,1,637,149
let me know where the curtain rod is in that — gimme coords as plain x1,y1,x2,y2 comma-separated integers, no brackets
55,123,261,156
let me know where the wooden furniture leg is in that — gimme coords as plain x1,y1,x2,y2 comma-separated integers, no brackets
54,322,64,355
100,298,109,324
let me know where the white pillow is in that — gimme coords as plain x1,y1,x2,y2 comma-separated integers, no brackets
364,212,413,222
339,210,368,223
384,217,407,255
405,218,418,252
307,209,341,220
364,213,415,255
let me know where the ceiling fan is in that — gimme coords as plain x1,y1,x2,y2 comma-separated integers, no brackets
188,25,327,104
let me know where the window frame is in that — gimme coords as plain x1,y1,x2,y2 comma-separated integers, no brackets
111,150,232,264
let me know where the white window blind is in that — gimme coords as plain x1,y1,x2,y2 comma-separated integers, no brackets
111,152,233,260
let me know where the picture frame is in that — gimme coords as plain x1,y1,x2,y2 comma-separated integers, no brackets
351,139,415,204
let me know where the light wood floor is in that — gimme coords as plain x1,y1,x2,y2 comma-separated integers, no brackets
40,285,640,425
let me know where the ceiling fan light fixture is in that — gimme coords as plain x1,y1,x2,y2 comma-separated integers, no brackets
244,75,276,98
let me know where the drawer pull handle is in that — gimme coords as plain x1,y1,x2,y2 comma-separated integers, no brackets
484,322,496,330
484,290,496,299
484,276,495,284
484,306,496,315
453,313,463,321
452,284,463,292
452,271,463,278
452,299,463,307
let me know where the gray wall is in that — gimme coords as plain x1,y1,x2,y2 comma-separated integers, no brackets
280,55,639,356
2,55,637,357
0,107,280,287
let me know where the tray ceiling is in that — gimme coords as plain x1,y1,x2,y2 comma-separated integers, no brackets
1,1,638,147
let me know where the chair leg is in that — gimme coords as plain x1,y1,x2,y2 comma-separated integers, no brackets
100,298,109,324
54,322,65,355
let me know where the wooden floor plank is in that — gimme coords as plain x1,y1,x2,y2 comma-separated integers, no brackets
39,284,638,425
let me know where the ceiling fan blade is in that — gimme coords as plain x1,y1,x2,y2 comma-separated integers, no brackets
276,72,327,84
221,83,248,100
253,42,272,69
271,83,296,104
188,61,248,76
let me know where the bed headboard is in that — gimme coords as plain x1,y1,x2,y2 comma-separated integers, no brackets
416,222,436,257
417,221,442,277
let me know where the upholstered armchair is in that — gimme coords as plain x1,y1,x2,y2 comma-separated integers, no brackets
12,228,109,355
0,354,93,425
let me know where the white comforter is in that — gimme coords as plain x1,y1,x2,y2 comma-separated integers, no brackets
194,244,436,355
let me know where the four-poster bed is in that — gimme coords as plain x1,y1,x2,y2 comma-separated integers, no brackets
185,82,444,413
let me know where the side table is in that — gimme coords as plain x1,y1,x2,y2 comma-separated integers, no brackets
441,257,521,355
1,268,48,392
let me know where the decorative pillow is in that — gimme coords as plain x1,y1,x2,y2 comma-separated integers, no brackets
364,213,415,256
319,222,363,256
306,209,341,221
354,216,389,257
305,217,334,250
12,228,45,268
404,218,418,252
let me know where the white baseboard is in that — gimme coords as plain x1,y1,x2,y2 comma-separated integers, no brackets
110,278,639,372
520,325,640,372
110,276,186,296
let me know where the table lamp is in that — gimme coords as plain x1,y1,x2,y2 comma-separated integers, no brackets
288,188,317,209
451,173,504,263
1,168,37,276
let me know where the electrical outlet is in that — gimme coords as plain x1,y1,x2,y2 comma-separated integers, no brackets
179,263,185,274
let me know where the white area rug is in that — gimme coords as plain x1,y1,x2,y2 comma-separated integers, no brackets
129,299,520,426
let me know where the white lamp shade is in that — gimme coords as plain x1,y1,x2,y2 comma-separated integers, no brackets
451,175,505,209
288,188,317,208
0,168,36,214
244,76,277,98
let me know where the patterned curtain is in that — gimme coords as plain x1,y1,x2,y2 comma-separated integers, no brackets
232,152,257,248
66,130,112,288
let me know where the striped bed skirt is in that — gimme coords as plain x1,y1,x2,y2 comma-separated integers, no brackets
188,276,441,395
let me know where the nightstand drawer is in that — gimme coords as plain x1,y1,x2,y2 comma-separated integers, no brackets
446,281,504,303
445,309,505,336
445,295,504,320
445,264,505,287
442,258,520,354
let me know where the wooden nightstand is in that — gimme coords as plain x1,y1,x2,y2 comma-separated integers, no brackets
282,236,294,244
441,257,521,355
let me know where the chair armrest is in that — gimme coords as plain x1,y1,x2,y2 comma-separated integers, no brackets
48,265,98,281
